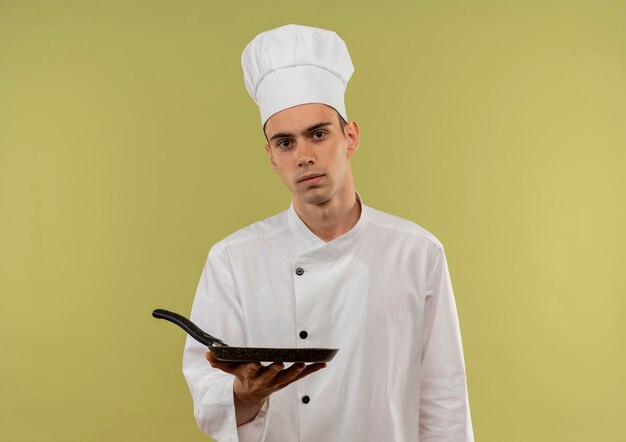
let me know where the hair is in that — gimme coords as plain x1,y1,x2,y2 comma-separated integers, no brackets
263,108,348,144
337,111,348,132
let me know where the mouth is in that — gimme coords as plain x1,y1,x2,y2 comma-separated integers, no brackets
297,173,325,183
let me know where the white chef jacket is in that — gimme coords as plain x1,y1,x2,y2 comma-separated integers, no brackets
182,194,474,442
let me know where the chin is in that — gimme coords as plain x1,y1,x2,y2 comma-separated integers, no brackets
301,190,332,205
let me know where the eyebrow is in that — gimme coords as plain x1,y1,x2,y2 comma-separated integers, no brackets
269,122,333,142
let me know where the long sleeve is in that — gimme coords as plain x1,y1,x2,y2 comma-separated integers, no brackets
182,246,270,442
419,242,474,441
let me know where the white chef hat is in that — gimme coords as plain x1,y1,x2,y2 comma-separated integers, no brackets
241,24,354,128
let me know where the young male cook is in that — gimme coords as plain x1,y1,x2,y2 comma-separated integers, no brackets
182,23,474,442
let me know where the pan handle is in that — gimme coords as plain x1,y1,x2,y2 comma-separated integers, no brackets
152,309,229,347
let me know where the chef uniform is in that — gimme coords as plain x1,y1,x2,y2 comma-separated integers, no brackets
182,24,474,442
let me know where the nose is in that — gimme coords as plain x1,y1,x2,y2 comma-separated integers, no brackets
296,140,315,167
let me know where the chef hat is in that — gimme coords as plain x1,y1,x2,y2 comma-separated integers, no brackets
241,24,354,128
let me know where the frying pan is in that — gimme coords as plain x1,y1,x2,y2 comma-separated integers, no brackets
152,309,338,363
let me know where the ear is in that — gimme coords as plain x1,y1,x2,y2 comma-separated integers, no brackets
265,143,278,172
345,120,360,157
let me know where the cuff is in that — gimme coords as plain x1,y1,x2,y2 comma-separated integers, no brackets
236,398,270,442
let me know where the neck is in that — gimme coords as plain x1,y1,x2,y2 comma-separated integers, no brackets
293,183,361,243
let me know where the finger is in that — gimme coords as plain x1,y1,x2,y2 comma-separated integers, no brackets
255,362,285,382
278,362,327,386
240,361,263,378
249,362,301,394
270,362,307,387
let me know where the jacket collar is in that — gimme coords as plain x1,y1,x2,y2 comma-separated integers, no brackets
287,192,368,259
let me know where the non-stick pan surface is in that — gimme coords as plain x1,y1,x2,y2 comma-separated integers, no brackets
152,309,338,363
208,346,338,363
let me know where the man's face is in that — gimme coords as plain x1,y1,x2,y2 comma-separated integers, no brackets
263,103,359,207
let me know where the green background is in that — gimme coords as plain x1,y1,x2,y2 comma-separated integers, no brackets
1,1,625,440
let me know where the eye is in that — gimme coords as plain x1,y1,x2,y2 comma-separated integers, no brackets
277,140,292,149
313,130,327,139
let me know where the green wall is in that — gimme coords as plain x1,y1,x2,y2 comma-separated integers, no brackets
1,1,624,440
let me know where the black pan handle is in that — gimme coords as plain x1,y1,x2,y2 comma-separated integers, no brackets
152,309,229,347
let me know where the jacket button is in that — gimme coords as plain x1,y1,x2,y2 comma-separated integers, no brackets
302,395,310,404
299,330,308,339
295,267,304,276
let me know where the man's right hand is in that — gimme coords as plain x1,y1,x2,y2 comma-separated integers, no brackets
205,352,327,426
